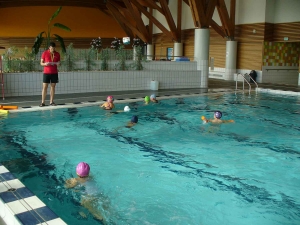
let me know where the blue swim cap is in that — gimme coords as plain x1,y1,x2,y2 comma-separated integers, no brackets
214,111,222,119
131,115,138,123
150,94,156,99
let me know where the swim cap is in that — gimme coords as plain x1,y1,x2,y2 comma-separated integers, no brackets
144,96,150,102
107,96,114,102
131,115,138,123
214,111,222,119
150,94,156,99
124,106,130,112
76,162,90,177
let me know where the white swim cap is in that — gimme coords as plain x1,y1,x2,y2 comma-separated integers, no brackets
124,106,130,112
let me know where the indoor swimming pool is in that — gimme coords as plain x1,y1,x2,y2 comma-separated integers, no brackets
0,92,299,225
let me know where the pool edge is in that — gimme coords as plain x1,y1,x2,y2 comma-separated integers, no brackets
0,164,67,225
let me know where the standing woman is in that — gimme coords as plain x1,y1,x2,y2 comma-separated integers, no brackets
40,42,60,106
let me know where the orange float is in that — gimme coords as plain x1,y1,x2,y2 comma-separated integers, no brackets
0,105,18,110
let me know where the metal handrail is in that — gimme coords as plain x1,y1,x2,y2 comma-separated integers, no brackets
235,73,251,95
244,73,258,90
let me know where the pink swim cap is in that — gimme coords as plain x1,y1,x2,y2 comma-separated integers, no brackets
107,96,114,103
76,162,90,177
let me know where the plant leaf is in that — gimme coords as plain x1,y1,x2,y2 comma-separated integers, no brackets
48,6,62,24
53,34,66,53
53,23,71,32
32,32,45,55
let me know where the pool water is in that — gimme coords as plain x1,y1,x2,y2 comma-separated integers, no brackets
0,92,299,225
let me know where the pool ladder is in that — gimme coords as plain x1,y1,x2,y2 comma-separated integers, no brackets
235,73,258,95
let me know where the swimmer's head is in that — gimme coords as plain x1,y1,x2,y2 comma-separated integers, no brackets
214,111,222,119
150,94,156,100
131,115,138,123
124,106,130,112
76,162,90,177
144,96,150,103
107,96,114,103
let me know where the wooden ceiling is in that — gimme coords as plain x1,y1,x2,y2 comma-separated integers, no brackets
0,0,235,43
0,0,110,8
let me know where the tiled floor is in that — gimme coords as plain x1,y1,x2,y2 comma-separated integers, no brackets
1,79,299,109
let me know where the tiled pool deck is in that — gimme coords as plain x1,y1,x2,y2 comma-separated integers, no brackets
0,79,299,225
1,79,300,111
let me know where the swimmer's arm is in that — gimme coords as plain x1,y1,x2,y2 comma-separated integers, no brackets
222,119,235,123
204,118,212,123
125,122,135,128
65,178,78,188
100,103,110,108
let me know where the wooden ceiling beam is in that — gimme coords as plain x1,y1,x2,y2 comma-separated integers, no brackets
216,0,233,37
205,0,217,25
136,0,164,14
109,1,137,28
188,0,200,27
122,0,150,41
158,0,179,42
229,0,236,38
183,0,189,6
147,8,153,44
177,0,182,42
106,3,133,38
210,19,226,38
107,2,149,42
130,0,174,41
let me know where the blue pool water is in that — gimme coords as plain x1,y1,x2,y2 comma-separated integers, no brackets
0,92,300,225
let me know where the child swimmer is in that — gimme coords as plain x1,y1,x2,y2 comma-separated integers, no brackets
100,95,115,110
144,96,150,104
201,111,234,124
150,94,158,103
126,115,138,128
65,162,107,222
145,94,158,104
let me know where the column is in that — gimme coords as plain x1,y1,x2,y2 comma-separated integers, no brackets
173,42,183,61
146,44,154,60
133,46,137,61
224,41,237,80
194,28,210,88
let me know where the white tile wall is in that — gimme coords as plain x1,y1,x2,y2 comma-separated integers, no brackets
3,70,203,97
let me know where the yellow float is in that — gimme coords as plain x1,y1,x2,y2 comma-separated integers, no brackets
0,105,18,113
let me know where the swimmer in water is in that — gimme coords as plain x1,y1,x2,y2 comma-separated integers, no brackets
144,96,150,105
201,111,234,124
150,94,158,103
65,162,107,222
126,115,138,128
100,95,115,110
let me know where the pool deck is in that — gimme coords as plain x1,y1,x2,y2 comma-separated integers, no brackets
0,79,299,109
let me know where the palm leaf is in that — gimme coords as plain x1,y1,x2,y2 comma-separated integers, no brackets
32,32,45,55
53,34,66,53
53,23,71,32
48,6,62,24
